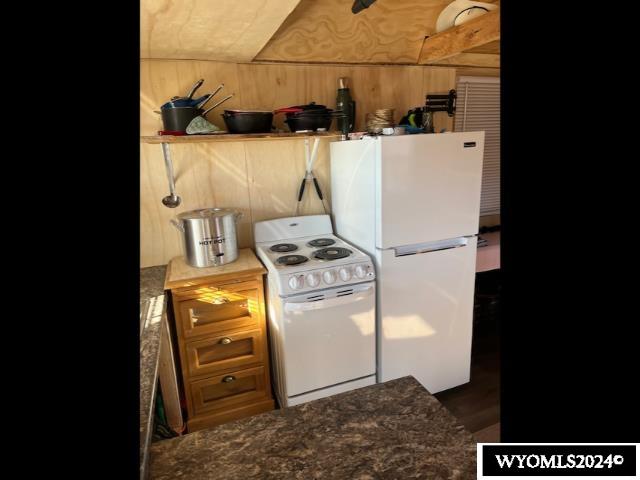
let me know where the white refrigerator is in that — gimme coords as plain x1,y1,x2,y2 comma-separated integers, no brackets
330,132,484,393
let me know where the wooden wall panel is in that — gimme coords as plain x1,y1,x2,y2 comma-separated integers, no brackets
456,67,500,78
141,59,458,267
245,139,333,224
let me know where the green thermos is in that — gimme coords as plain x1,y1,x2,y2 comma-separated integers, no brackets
336,77,356,134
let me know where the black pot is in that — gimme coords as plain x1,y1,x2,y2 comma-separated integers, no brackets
161,106,202,132
222,112,273,134
285,114,332,132
224,109,272,116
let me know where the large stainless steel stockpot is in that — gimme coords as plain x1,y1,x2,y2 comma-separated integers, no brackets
171,208,242,268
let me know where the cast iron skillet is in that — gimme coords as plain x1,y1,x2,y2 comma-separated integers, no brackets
222,112,273,133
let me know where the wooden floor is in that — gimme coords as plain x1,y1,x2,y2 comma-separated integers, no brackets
435,326,500,442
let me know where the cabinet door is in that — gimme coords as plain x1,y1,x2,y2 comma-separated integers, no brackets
185,329,264,378
176,281,262,339
190,366,267,415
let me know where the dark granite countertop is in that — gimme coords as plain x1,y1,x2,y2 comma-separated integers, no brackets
140,265,167,305
140,264,168,480
149,376,477,479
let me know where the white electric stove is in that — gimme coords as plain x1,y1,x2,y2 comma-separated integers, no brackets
254,215,376,407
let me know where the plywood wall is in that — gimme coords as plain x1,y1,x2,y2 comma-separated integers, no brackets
140,59,457,267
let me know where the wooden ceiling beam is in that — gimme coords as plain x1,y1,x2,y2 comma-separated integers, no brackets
418,8,500,65
430,53,499,68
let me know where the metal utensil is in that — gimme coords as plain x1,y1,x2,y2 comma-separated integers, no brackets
161,143,181,208
190,83,225,110
186,78,205,99
209,83,225,100
202,93,235,116
162,94,210,109
295,138,326,215
162,79,206,108
195,93,213,109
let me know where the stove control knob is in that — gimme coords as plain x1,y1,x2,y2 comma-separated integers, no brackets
322,270,336,285
339,267,352,282
288,275,304,290
354,264,369,279
306,272,321,288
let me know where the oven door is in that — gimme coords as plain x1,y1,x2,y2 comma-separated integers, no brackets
280,282,376,397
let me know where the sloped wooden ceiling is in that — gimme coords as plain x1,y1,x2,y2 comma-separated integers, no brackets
140,0,302,61
141,0,499,66
255,0,452,64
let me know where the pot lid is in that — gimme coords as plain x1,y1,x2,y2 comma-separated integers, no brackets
287,110,334,117
176,207,238,220
224,109,272,114
275,102,328,114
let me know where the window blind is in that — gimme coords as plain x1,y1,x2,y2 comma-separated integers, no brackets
454,76,500,216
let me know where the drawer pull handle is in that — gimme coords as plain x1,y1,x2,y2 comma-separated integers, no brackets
212,297,230,305
222,375,236,383
220,337,232,345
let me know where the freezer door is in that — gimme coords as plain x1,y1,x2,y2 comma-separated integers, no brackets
376,236,477,393
377,132,484,248
281,283,376,397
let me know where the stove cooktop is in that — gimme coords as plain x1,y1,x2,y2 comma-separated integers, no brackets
258,235,368,271
256,234,375,296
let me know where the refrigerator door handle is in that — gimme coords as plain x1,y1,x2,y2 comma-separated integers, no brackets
393,236,472,257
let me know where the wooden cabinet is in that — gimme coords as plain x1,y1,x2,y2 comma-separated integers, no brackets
164,249,274,432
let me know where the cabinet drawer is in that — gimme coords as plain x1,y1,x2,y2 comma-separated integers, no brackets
173,280,259,301
190,366,267,415
178,283,262,339
186,329,264,378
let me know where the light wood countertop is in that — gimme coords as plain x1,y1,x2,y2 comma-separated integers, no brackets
164,248,266,290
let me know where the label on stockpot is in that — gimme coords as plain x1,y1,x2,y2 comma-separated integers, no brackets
199,237,225,246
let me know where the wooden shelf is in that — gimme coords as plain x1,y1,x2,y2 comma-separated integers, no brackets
141,131,343,144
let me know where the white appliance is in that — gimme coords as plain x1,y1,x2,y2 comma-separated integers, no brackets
330,132,484,393
254,215,376,407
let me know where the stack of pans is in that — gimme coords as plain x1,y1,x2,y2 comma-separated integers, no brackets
275,103,339,132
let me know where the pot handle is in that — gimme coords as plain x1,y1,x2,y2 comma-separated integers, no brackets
170,219,185,232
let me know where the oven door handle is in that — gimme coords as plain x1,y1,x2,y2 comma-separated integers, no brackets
284,284,374,313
